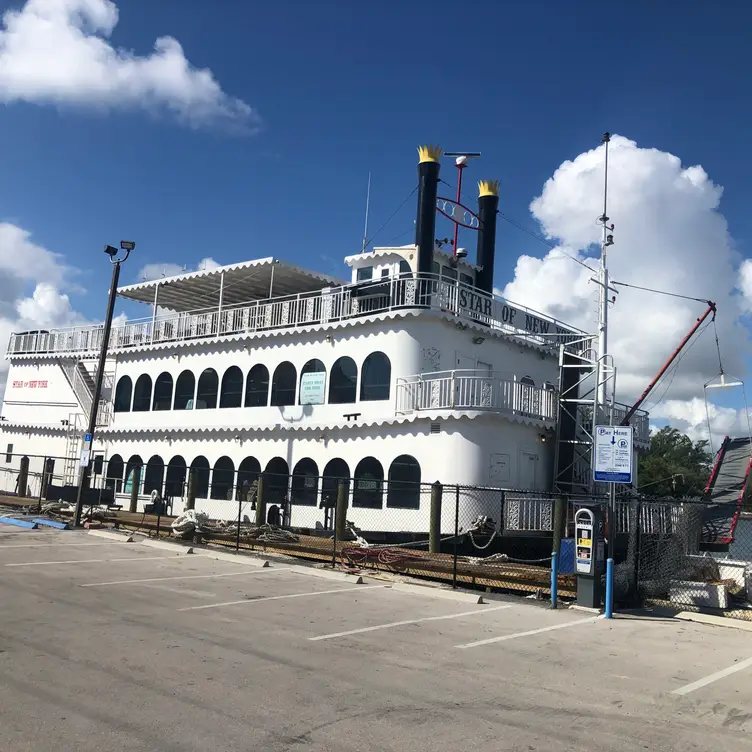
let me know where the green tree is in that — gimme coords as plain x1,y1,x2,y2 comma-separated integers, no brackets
638,426,713,497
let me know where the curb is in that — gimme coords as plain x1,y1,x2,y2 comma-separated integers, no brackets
141,539,194,555
204,549,270,567
674,611,752,633
391,582,485,604
289,565,363,584
87,529,134,542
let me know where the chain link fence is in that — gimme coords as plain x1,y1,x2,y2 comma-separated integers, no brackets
0,455,749,615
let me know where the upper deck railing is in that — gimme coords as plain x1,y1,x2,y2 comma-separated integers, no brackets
7,274,584,358
396,370,559,423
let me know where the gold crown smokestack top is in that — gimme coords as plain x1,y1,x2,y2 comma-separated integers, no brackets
415,144,500,297
414,145,443,277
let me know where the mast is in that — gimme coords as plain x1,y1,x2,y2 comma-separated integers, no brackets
597,132,613,411
361,172,371,253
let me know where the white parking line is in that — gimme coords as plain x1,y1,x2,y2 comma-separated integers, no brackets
310,604,514,641
672,656,752,696
6,555,211,568
80,567,293,587
456,616,600,648
179,584,388,612
0,542,116,549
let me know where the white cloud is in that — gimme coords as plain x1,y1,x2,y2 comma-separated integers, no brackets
0,224,90,398
0,0,258,130
649,397,750,453
502,135,749,437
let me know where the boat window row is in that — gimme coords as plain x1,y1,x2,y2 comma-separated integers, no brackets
105,453,422,509
113,351,391,413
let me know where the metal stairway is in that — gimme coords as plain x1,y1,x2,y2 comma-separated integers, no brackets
702,436,752,544
59,358,113,426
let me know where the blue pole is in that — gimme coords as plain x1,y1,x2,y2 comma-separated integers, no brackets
605,557,614,619
550,551,558,609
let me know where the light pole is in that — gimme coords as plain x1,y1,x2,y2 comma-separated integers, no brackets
73,241,134,528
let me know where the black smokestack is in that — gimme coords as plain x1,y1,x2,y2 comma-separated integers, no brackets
415,145,442,276
475,180,499,295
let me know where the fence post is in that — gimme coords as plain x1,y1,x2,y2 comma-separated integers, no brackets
129,464,141,513
17,456,29,498
553,494,567,556
186,468,196,511
551,551,558,609
429,481,443,554
254,473,266,527
633,496,643,603
41,457,53,500
335,479,349,544
605,558,614,618
452,485,460,589
236,492,242,552
155,503,161,539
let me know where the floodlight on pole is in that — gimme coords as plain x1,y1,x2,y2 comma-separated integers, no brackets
73,240,134,527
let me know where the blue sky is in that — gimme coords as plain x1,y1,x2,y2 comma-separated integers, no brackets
0,0,749,440
0,0,748,297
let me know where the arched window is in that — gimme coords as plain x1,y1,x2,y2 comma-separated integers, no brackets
165,456,187,498
270,362,297,407
543,381,556,391
211,456,235,499
353,457,384,508
329,356,357,404
236,456,261,501
299,359,326,405
132,375,152,412
387,455,421,509
322,458,349,508
152,372,173,411
124,455,143,495
189,456,210,499
106,454,124,493
399,260,411,277
265,457,289,504
360,352,391,401
245,364,269,407
114,376,132,413
173,370,195,410
291,458,319,506
520,376,535,386
196,368,218,409
144,455,165,496
220,366,243,408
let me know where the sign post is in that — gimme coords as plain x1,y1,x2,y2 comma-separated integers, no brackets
592,425,633,618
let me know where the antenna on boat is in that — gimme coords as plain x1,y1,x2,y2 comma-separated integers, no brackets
361,172,371,253
443,152,481,260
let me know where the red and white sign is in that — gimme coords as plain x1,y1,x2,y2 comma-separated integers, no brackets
11,380,48,389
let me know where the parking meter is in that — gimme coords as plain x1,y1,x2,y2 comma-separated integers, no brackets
574,505,606,608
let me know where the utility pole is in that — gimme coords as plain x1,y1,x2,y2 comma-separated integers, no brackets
73,241,134,527
597,132,613,411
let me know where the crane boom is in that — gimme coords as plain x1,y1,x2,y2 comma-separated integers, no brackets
620,301,717,427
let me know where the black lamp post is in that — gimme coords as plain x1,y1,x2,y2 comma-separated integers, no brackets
73,241,134,528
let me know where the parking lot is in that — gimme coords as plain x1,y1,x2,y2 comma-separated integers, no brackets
1,524,751,751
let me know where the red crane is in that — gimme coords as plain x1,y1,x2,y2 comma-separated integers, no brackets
619,301,717,427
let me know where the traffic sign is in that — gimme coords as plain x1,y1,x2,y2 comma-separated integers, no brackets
593,425,633,483
84,433,93,443
79,448,91,468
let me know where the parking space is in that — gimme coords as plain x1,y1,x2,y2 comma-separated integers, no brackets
1,528,751,750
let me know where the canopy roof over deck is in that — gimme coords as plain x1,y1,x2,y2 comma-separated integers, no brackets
117,257,347,313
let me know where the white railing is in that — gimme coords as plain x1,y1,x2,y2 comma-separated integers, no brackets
396,370,558,423
7,275,583,357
